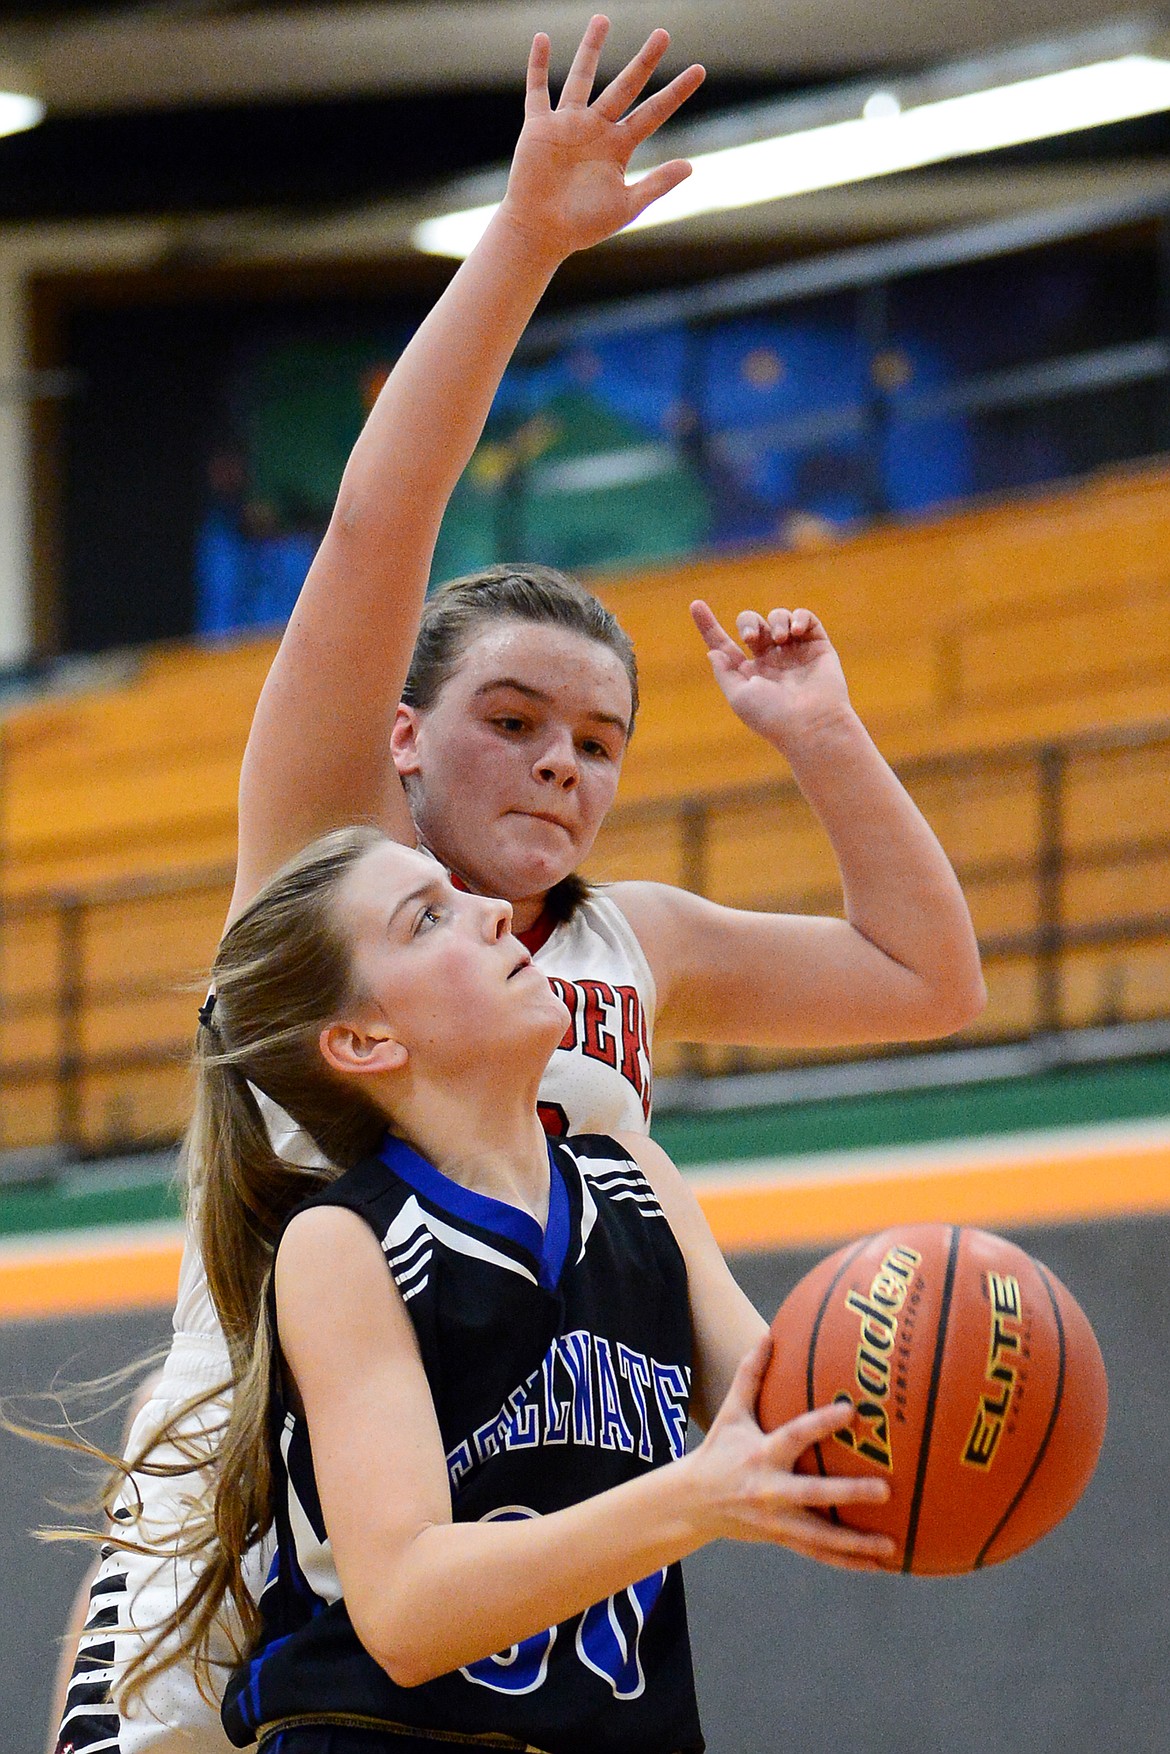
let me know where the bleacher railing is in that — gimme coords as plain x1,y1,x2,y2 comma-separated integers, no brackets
3,717,1169,1160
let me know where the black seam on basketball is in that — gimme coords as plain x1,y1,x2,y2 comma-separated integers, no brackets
805,1236,872,1499
902,1224,961,1574
974,1261,1067,1570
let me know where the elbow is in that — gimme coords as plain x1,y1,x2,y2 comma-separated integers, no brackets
365,1605,454,1690
918,961,988,1039
375,1645,439,1691
366,1621,439,1690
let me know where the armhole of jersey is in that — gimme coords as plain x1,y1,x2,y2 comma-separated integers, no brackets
584,891,658,1027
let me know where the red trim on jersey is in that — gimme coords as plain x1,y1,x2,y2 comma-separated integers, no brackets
447,871,558,956
517,910,558,955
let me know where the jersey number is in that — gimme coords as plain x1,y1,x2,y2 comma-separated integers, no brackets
460,1507,666,1702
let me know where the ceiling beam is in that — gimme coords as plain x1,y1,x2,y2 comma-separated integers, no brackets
9,0,1138,116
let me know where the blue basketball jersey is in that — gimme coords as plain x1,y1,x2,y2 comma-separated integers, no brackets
220,1132,704,1754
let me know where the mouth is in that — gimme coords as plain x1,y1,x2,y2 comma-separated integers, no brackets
507,953,533,980
517,811,572,833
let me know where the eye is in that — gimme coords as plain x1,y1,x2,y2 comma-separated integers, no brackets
581,737,615,760
414,903,443,935
492,715,528,735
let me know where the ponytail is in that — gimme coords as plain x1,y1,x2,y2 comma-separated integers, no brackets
22,827,398,1708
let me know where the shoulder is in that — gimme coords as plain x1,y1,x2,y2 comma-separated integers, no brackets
285,1152,404,1236
275,1156,402,1323
276,1204,388,1309
606,880,720,985
608,879,728,938
557,1130,653,1179
556,1132,667,1216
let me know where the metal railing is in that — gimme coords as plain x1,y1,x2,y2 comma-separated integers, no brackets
596,720,1170,1069
2,718,1169,1159
0,862,235,1161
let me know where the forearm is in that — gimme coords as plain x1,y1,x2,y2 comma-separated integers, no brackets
232,210,565,901
357,1457,705,1687
327,208,560,557
782,705,984,1025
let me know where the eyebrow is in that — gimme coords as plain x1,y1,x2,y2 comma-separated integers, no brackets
474,677,630,735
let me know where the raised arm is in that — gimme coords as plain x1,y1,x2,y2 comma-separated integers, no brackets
275,1204,893,1689
613,603,986,1048
231,17,705,917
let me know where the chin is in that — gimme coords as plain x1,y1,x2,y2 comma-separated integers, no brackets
472,843,577,905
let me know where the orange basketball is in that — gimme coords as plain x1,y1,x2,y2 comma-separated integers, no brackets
757,1224,1108,1574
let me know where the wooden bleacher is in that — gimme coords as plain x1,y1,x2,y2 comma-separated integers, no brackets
593,459,1170,1061
5,459,1170,1151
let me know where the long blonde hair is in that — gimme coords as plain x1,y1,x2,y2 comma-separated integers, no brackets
34,826,398,1705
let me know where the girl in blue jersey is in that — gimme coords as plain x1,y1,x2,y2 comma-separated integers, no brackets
138,824,895,1754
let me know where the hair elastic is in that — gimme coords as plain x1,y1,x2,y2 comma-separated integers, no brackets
197,988,218,1030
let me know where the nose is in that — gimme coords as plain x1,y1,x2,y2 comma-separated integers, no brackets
480,895,513,941
534,729,579,790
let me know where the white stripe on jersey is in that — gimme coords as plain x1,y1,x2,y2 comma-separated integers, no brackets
604,1191,665,1215
77,1630,117,1652
381,1195,539,1289
279,1415,343,1605
577,1170,598,1263
588,1172,662,1199
575,1154,666,1220
59,1698,117,1730
394,1250,433,1291
388,1229,432,1274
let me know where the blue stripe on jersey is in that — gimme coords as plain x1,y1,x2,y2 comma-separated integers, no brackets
380,1133,571,1291
540,1149,570,1292
242,1630,295,1732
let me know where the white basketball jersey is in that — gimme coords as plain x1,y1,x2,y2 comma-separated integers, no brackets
173,889,656,1344
527,889,656,1138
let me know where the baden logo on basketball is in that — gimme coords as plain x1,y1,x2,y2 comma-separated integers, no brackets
832,1242,922,1471
962,1271,1024,1471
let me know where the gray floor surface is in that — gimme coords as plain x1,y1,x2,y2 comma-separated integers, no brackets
1,1217,1165,1754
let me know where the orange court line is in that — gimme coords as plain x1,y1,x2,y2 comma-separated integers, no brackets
0,1234,183,1322
2,1140,1170,1319
695,1140,1170,1253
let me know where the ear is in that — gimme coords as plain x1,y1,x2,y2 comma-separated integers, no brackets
390,704,422,779
319,1018,408,1080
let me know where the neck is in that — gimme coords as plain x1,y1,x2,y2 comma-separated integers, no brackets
377,1064,553,1224
511,894,549,935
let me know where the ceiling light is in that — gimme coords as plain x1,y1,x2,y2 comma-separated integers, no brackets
414,51,1170,259
863,91,902,121
0,59,44,140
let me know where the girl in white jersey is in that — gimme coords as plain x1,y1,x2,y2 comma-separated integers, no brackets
53,16,983,1753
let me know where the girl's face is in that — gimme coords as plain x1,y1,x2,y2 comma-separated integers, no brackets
333,840,570,1079
391,621,633,909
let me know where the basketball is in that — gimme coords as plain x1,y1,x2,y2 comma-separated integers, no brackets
758,1224,1108,1574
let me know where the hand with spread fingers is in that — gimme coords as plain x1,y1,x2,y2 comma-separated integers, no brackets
685,1333,897,1571
690,598,854,748
500,14,705,263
